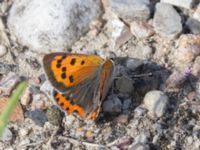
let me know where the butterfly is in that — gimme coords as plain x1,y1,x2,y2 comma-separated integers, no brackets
43,53,114,120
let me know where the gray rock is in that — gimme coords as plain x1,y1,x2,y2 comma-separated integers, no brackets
161,0,195,9
0,127,13,142
193,4,200,22
108,0,150,22
7,0,102,53
129,143,150,150
186,18,200,34
115,76,134,96
143,90,168,117
27,109,48,127
102,95,122,113
153,3,182,39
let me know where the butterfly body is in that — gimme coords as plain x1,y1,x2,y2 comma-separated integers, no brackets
43,53,114,120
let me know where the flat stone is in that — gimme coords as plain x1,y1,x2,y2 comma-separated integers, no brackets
161,0,195,9
27,109,48,127
143,90,168,118
115,76,134,96
109,19,133,49
153,3,182,39
102,94,122,113
7,0,102,53
130,21,154,38
108,0,150,22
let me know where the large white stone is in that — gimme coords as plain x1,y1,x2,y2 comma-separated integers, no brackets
7,0,102,53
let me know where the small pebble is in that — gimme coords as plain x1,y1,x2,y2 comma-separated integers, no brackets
186,18,200,34
0,73,22,95
31,94,47,110
20,89,31,106
130,21,154,38
142,46,153,59
134,133,149,144
192,56,200,76
115,76,134,96
115,114,129,124
40,81,54,98
175,34,200,65
27,109,48,127
19,138,30,147
143,90,168,118
0,45,7,57
32,99,47,110
18,128,29,137
46,106,63,126
85,131,94,142
166,70,187,89
122,98,132,112
63,115,76,128
0,127,13,142
102,95,122,113
187,91,197,101
116,137,132,149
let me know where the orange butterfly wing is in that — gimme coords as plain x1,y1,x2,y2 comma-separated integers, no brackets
43,53,114,119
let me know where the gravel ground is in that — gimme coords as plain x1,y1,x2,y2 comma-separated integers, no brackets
0,0,200,150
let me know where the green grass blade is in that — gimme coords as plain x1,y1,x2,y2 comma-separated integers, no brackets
0,81,28,136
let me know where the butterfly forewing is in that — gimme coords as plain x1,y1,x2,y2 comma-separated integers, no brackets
43,53,104,93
